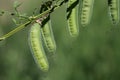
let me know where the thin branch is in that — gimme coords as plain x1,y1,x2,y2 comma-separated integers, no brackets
0,0,65,41
0,21,31,41
0,9,52,41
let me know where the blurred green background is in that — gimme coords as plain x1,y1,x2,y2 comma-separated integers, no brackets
0,0,120,80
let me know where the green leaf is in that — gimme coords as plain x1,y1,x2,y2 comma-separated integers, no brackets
12,18,17,24
13,1,22,9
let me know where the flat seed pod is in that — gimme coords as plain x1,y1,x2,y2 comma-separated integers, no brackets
67,0,79,37
41,16,56,54
108,0,119,24
80,0,94,26
29,23,49,72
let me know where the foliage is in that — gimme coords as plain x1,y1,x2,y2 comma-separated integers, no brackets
0,0,120,80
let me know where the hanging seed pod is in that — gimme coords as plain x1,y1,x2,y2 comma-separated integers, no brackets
108,0,119,24
80,0,94,26
39,1,56,54
67,0,79,37
29,23,49,72
41,16,56,54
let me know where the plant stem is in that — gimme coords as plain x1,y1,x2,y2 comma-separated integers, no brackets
0,0,65,41
0,21,31,41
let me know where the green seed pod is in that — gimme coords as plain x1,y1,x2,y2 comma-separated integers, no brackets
80,0,94,26
67,0,79,37
29,23,49,72
108,0,119,24
41,17,56,54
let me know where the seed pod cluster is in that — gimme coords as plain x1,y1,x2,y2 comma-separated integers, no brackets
29,23,49,72
67,0,79,37
28,0,120,72
28,1,56,72
108,0,119,24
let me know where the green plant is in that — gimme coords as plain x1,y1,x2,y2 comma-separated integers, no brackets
29,23,49,72
0,0,119,73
